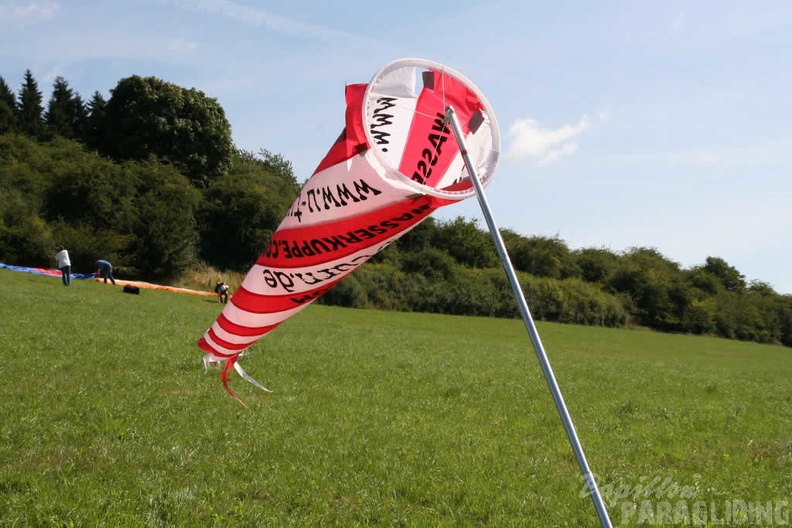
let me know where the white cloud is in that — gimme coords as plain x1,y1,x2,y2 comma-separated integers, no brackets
536,142,578,166
0,0,58,19
506,114,590,165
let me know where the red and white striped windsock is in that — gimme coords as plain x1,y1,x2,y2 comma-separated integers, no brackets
198,58,500,402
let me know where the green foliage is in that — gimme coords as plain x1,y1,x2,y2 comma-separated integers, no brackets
0,76,18,134
777,296,792,347
607,247,689,331
431,267,518,317
432,217,498,268
748,280,777,296
394,216,438,253
0,135,53,266
525,276,628,327
99,75,234,186
197,150,300,271
0,133,199,280
682,299,716,334
256,148,297,185
39,137,137,231
44,76,87,140
0,189,52,267
711,290,792,345
17,69,45,139
505,231,581,279
321,261,627,326
49,220,130,273
400,246,458,281
124,160,201,280
0,134,52,199
318,270,370,308
701,256,747,293
353,262,417,311
575,247,619,283
82,91,108,150
687,266,721,296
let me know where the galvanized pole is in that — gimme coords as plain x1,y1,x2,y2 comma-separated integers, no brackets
445,106,613,528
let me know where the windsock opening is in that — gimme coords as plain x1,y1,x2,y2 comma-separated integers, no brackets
362,58,501,201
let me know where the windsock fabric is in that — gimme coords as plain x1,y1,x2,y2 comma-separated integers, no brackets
198,59,500,397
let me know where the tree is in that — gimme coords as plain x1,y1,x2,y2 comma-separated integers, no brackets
396,217,437,253
82,91,108,150
607,247,689,330
45,76,87,139
100,75,234,186
401,247,458,281
575,247,619,283
700,256,746,293
0,190,53,268
432,217,498,269
17,70,45,138
197,150,300,270
505,232,580,279
125,160,201,280
42,138,137,233
258,148,296,185
0,76,18,134
748,280,776,296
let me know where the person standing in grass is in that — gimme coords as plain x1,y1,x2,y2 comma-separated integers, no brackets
55,245,71,286
96,259,116,285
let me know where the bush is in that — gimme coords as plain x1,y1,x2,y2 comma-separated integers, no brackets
524,277,628,327
124,160,200,280
49,220,130,275
0,192,52,267
682,300,716,335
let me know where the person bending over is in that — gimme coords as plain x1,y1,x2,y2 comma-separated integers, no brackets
97,259,116,285
215,281,229,303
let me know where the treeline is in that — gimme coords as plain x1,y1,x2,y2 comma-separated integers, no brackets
322,219,792,346
0,133,297,278
0,70,299,278
1,70,790,347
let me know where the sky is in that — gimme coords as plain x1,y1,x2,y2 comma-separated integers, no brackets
1,0,790,294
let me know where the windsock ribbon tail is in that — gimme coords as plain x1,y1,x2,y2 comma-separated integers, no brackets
221,355,249,408
198,337,265,405
233,361,272,393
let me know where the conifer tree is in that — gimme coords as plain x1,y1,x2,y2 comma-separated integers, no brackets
45,76,87,139
17,69,45,138
0,76,18,134
82,91,107,149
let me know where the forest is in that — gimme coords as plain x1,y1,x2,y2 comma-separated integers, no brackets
1,69,790,347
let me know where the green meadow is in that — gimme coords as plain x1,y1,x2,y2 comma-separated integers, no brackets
0,270,790,527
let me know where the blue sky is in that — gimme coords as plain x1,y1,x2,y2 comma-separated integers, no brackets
1,0,790,294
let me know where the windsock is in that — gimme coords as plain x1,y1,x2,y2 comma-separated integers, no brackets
198,58,500,404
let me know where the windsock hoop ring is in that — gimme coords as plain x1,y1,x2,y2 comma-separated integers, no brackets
362,58,501,200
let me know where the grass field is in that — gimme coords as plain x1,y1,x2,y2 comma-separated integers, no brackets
0,269,790,527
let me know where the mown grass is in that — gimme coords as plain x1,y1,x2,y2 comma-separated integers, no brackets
0,269,790,527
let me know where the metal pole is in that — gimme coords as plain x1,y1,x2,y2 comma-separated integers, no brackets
445,106,613,528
